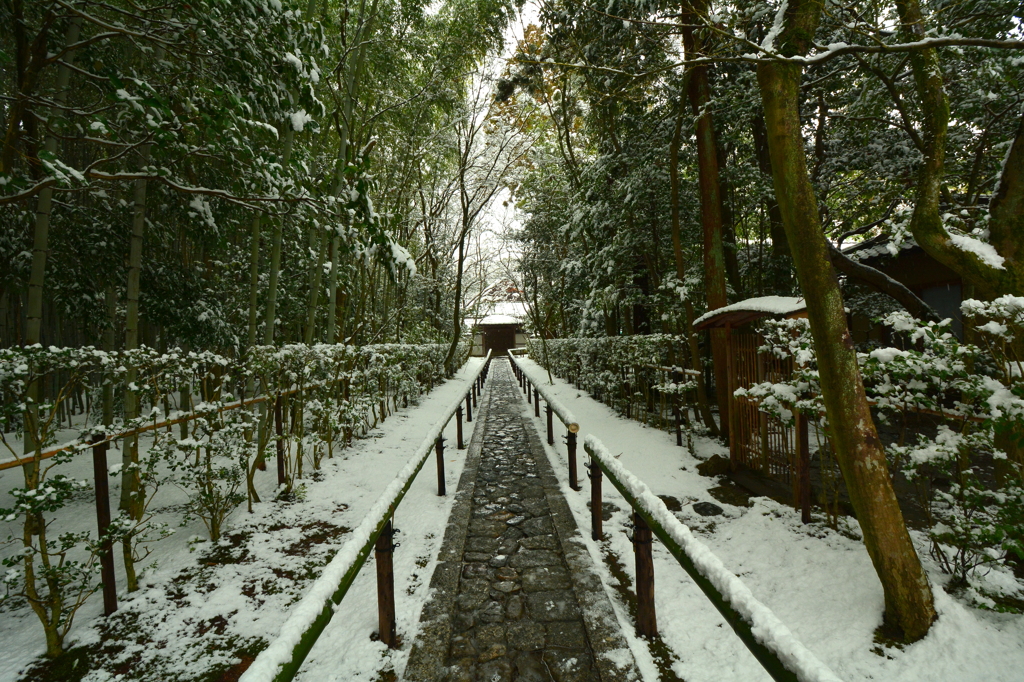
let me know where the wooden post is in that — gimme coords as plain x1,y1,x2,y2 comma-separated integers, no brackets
473,377,479,408
274,395,286,486
91,434,117,616
589,459,602,540
546,404,553,445
456,406,464,450
633,512,657,639
675,401,683,447
375,519,398,648
435,436,446,496
797,410,811,524
526,379,531,401
568,431,579,491
757,349,769,473
725,323,736,467
534,387,540,417
466,392,473,422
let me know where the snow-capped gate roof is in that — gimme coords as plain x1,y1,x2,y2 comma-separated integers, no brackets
478,314,521,326
693,296,806,331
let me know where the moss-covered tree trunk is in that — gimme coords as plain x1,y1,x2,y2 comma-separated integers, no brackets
756,0,936,642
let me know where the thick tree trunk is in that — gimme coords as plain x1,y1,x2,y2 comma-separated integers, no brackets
668,90,719,435
894,0,1023,298
988,110,1024,264
757,0,936,642
682,5,730,436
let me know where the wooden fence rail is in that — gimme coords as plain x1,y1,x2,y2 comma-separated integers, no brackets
237,352,492,682
584,435,843,682
507,354,581,489
506,353,840,682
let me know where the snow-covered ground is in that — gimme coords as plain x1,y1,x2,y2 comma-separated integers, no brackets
513,357,1024,682
6,354,1022,681
0,358,485,682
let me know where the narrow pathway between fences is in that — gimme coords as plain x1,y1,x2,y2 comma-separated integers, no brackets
405,358,638,682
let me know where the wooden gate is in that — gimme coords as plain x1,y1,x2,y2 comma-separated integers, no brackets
728,333,795,483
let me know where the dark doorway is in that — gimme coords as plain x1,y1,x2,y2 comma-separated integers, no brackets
482,325,516,356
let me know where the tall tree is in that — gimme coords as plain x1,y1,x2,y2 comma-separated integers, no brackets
682,0,731,432
755,0,936,641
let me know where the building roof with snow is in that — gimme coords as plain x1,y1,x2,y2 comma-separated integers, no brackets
841,233,918,261
478,314,521,326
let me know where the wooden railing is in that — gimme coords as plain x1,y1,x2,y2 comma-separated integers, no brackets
238,352,492,682
506,354,841,682
583,435,842,682
507,353,581,489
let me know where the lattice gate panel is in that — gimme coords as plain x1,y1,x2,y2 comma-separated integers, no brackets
730,333,795,483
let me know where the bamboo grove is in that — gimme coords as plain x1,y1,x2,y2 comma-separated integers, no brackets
0,0,520,659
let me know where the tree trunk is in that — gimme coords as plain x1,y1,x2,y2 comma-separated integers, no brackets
102,285,117,426
303,227,327,344
682,5,730,436
892,0,1023,299
988,109,1024,267
244,214,262,510
757,0,935,642
23,17,82,459
443,230,468,373
325,235,341,343
752,113,793,295
668,87,719,435
246,215,262,352
120,143,151,593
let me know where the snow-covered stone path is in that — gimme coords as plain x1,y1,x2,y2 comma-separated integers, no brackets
406,359,638,682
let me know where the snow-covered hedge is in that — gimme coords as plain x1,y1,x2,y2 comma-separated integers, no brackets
526,335,693,428
0,340,466,658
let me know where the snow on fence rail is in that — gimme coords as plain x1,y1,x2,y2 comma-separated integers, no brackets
506,353,585,490
239,352,492,682
583,434,843,682
507,353,578,430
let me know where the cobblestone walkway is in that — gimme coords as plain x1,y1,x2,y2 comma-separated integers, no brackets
444,361,600,682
